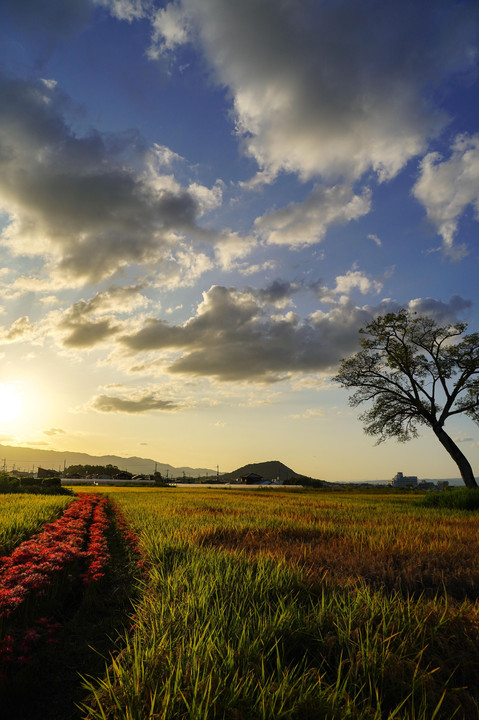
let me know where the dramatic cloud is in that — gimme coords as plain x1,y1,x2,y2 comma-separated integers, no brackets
59,317,120,349
119,285,473,383
119,284,374,382
255,185,371,247
413,133,479,258
53,285,149,348
0,74,231,286
90,392,179,413
159,0,478,183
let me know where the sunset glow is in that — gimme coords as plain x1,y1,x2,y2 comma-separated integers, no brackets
0,384,22,424
0,1,478,481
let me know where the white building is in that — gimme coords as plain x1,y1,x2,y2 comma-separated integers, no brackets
390,471,418,488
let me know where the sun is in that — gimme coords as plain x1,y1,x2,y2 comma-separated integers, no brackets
0,383,23,423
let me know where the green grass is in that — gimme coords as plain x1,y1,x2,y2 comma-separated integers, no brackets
421,487,479,511
78,489,479,719
0,494,74,555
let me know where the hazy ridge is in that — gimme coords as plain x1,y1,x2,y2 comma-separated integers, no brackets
0,443,215,477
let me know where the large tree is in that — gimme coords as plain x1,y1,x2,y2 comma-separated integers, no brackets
333,310,479,488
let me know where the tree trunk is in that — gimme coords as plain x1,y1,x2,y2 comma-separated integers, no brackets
432,426,478,488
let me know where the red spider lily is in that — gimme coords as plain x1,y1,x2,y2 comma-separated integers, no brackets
0,495,149,676
0,494,99,619
82,496,111,584
0,618,63,674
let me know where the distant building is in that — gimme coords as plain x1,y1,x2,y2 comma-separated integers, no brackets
37,467,61,478
239,472,263,484
417,480,436,490
390,471,418,488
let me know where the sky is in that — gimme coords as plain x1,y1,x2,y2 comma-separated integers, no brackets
0,0,478,481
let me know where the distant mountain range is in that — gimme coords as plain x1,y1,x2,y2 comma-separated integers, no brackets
0,445,312,482
5,444,461,485
0,443,215,478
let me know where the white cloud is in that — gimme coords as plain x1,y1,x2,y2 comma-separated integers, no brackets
96,0,146,23
214,231,257,270
310,265,391,305
187,181,224,214
173,0,477,183
255,185,371,247
413,133,479,259
148,2,191,59
331,268,384,299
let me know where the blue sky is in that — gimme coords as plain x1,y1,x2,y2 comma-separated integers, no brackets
0,0,478,481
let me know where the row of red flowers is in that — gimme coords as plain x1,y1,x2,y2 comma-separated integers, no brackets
82,495,110,583
0,493,100,618
0,493,144,678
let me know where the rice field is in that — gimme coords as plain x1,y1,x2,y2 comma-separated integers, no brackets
2,486,479,719
0,494,74,555
81,488,479,720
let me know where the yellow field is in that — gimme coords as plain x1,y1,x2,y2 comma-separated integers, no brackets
0,494,73,555
78,487,479,719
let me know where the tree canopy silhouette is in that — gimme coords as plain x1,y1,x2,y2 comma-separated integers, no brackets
333,310,479,488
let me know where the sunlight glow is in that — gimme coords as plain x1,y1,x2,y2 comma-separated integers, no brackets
0,383,23,423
